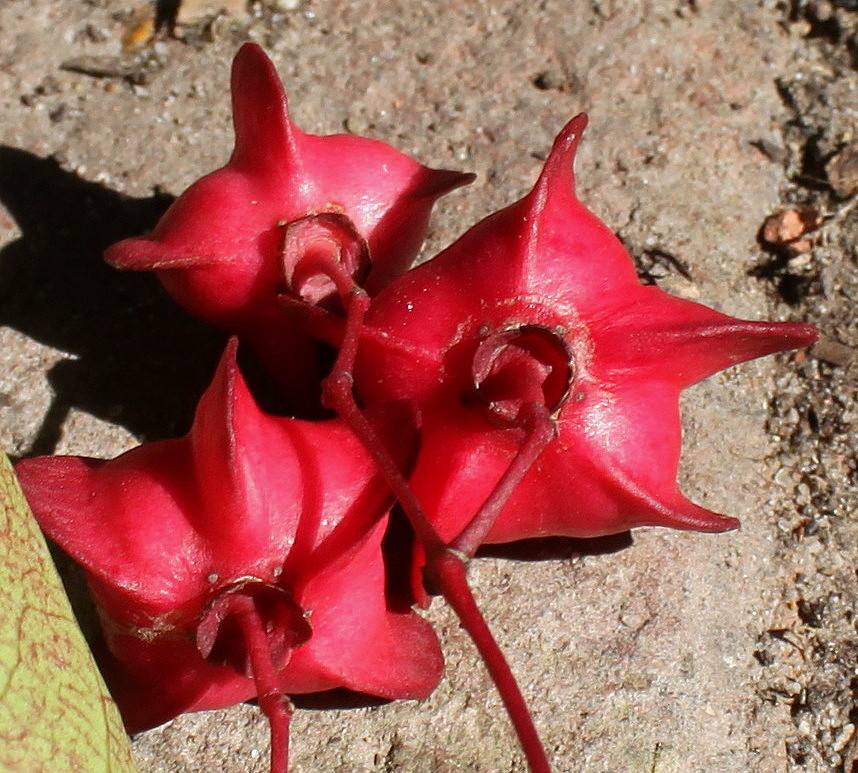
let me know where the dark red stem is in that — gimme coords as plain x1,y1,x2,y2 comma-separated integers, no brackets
320,280,553,771
231,595,292,773
429,552,552,773
451,402,557,557
324,371,447,554
320,267,447,556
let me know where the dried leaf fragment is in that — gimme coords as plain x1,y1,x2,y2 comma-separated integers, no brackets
121,5,156,52
60,55,160,85
761,206,822,253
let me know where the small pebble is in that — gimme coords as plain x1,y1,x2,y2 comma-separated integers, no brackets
811,338,857,368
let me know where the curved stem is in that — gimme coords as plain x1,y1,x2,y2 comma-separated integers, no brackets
451,402,557,557
430,552,552,773
232,596,292,773
324,371,447,556
323,317,551,770
319,263,448,554
318,264,552,771
308,262,461,549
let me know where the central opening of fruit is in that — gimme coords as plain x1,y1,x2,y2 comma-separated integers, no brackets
196,579,312,676
471,324,573,426
279,213,370,307
195,579,306,773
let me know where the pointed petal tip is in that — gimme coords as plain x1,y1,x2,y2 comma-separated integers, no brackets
104,238,218,272
609,298,822,387
626,488,741,535
204,337,245,415
229,43,300,171
233,41,268,66
527,111,589,209
104,237,159,270
192,337,244,459
14,455,108,566
598,456,741,535
190,338,270,535
231,42,283,99
218,335,242,376
648,489,741,535
415,168,477,199
737,319,819,350
629,484,740,534
781,321,819,348
659,505,740,534
15,455,93,499
712,318,820,370
547,112,589,169
561,112,589,140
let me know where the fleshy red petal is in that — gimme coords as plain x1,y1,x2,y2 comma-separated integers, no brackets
96,633,256,733
512,114,643,306
356,114,639,404
408,382,736,551
357,113,814,553
189,337,302,566
188,338,404,578
587,285,818,387
17,331,437,731
105,41,474,290
229,42,303,179
362,114,638,324
295,128,474,287
15,446,209,620
286,517,443,700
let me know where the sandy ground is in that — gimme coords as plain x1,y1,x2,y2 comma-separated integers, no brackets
1,1,856,771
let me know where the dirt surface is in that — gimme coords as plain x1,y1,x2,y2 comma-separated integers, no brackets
1,1,856,771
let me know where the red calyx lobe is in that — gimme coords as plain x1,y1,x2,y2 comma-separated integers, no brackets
15,339,442,733
354,113,818,549
104,43,473,411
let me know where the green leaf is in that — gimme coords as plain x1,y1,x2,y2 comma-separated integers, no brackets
0,451,137,772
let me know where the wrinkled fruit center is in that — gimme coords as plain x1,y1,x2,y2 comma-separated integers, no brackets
196,578,312,676
279,212,370,306
471,324,573,426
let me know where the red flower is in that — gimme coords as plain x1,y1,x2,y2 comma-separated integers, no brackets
15,340,442,734
353,114,818,553
105,43,473,409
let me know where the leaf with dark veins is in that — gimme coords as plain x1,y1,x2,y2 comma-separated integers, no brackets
0,451,136,773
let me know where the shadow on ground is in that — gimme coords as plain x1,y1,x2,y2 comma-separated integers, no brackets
0,147,225,456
